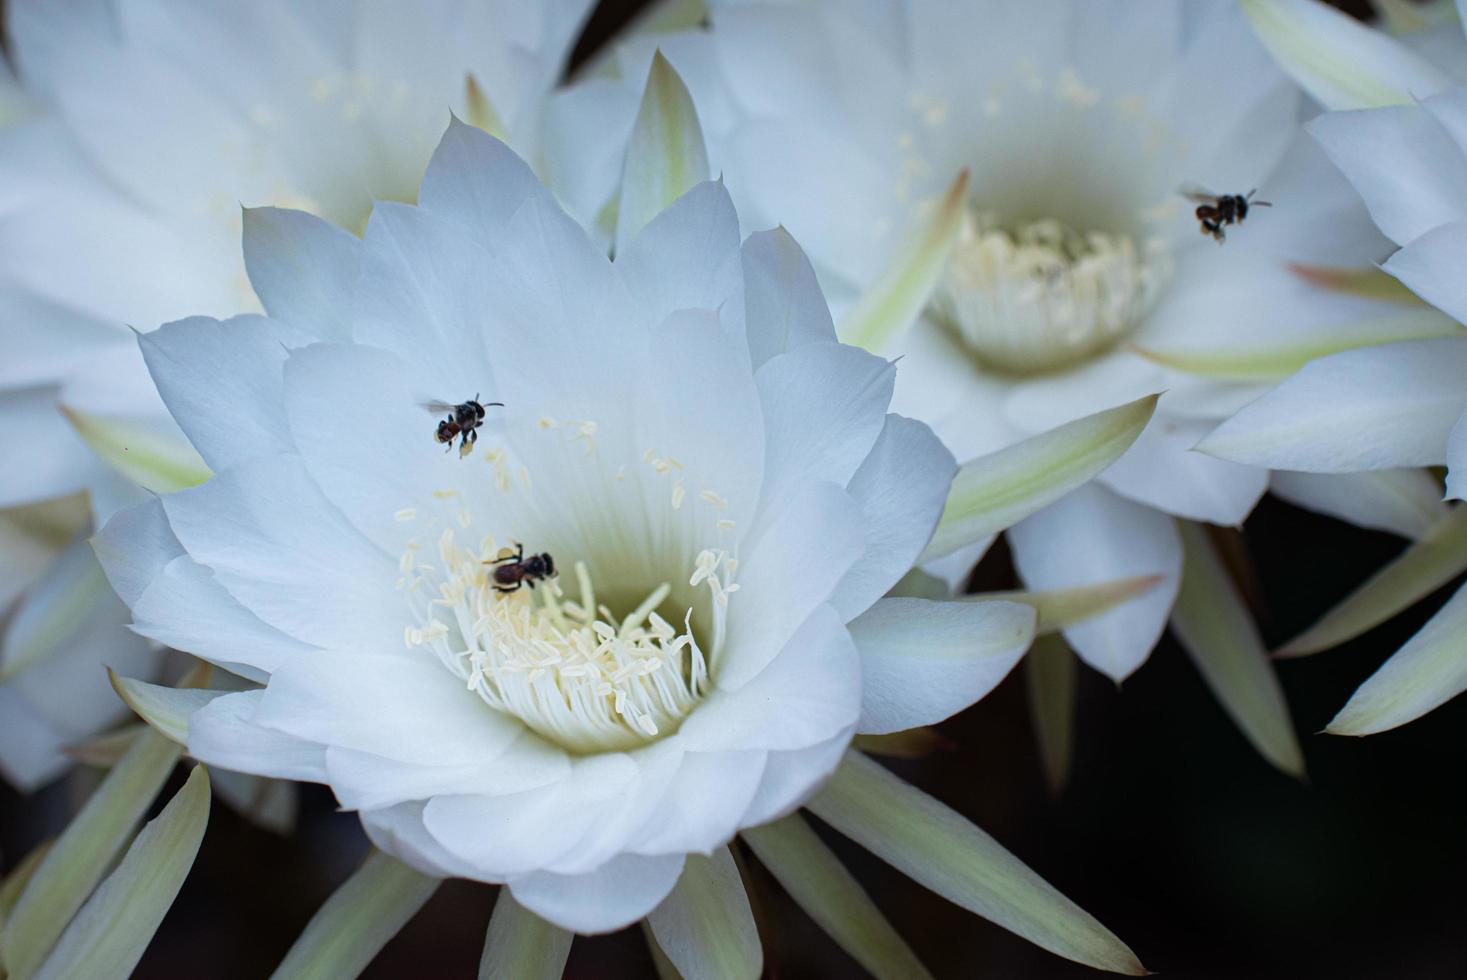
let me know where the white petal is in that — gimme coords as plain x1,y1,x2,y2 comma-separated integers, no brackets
540,78,641,232
1270,469,1449,540
739,227,837,370
324,734,567,812
138,316,296,472
187,690,328,783
755,342,893,509
422,754,637,876
1198,338,1467,472
632,748,768,856
254,651,524,767
131,556,317,676
1008,486,1182,682
718,482,865,689
160,454,400,652
0,286,126,390
91,497,184,609
849,597,1036,735
241,207,361,343
508,852,686,935
680,605,861,753
1308,104,1467,245
830,415,955,621
638,308,766,537
739,730,853,828
417,118,554,251
1381,219,1467,326
0,386,101,507
1098,415,1269,525
616,181,741,329
359,802,462,880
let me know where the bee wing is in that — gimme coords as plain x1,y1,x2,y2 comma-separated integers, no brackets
1177,183,1218,204
420,400,458,415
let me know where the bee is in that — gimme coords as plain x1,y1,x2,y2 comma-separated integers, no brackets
484,543,557,593
424,394,502,457
1180,186,1272,243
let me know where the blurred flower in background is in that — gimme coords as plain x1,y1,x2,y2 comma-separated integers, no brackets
0,0,593,790
1203,0,1467,737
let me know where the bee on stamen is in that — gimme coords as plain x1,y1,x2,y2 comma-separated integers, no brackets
484,543,557,593
423,393,502,457
1179,186,1272,243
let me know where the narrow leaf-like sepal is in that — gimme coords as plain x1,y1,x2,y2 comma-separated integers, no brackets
478,891,573,980
60,404,210,494
1327,581,1467,735
808,752,1145,975
1025,634,1078,795
743,815,933,980
1279,505,1467,657
615,51,710,256
270,849,439,980
975,575,1166,636
34,766,211,980
1240,0,1450,109
0,729,181,979
1171,523,1305,778
921,395,1159,562
839,170,968,353
647,848,762,980
1288,263,1427,304
109,668,228,746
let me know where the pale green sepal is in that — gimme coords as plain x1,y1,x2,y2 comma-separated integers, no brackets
1278,505,1467,657
744,815,933,980
0,729,181,979
63,725,147,769
463,75,507,141
0,840,52,932
574,0,709,82
1025,634,1077,795
839,170,968,353
852,727,947,759
1241,0,1450,109
1131,310,1460,381
615,51,710,257
975,575,1166,636
807,752,1145,975
642,921,682,980
34,765,210,980
270,849,438,980
1171,522,1305,778
108,668,227,746
921,395,1159,562
60,405,211,494
0,541,110,682
1288,263,1430,304
478,890,573,980
1327,580,1467,735
647,848,762,980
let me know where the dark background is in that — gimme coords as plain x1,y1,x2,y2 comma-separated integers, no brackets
8,1,1466,977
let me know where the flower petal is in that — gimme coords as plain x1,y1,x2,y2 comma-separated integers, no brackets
1008,486,1182,682
91,497,184,608
186,690,328,783
509,852,686,936
617,181,742,329
849,597,1035,735
831,414,955,621
1269,469,1448,540
740,227,837,370
1381,219,1467,326
1198,338,1467,472
1099,415,1269,525
616,52,711,257
241,207,360,343
417,118,555,250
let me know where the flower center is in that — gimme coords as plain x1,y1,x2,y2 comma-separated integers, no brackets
930,210,1171,376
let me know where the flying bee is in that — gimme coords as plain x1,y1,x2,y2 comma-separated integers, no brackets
484,543,556,593
1179,186,1272,243
423,393,502,458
